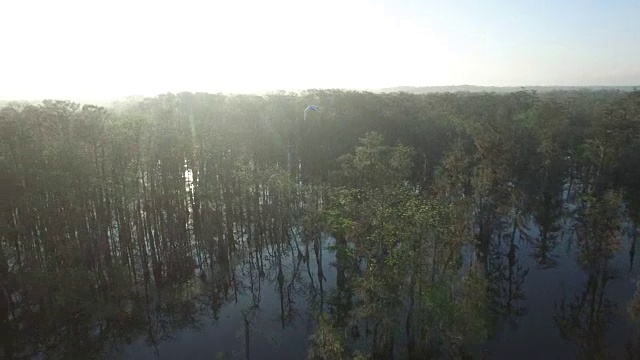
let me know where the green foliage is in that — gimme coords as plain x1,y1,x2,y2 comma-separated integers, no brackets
423,266,490,347
576,190,623,269
2,89,640,359
308,314,347,360
323,132,489,358
335,131,414,188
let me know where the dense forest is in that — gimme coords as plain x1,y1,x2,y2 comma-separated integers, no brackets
1,89,640,359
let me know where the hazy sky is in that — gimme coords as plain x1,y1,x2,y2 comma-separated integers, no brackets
1,0,639,100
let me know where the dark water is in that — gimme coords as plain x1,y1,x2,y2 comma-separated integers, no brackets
481,219,638,359
108,239,337,360
102,213,640,359
7,186,638,359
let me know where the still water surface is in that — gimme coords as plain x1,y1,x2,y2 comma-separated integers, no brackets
106,214,639,359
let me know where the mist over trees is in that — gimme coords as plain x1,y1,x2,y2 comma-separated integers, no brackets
1,89,639,359
376,85,639,94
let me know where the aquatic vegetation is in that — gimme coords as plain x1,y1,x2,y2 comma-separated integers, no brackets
1,90,639,359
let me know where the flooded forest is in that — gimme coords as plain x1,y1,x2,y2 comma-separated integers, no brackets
2,89,640,359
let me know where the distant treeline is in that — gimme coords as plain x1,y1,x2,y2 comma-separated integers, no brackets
378,85,639,94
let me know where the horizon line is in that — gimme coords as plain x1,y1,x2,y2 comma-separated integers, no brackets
1,84,638,104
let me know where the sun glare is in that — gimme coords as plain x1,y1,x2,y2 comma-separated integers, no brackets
0,0,456,99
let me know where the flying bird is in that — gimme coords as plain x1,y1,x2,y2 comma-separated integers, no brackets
303,105,318,121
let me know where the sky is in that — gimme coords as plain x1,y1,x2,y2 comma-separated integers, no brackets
1,0,639,100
